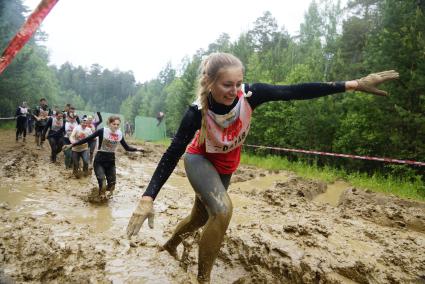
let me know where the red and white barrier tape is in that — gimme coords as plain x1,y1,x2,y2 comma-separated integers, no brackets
0,0,59,74
244,144,425,167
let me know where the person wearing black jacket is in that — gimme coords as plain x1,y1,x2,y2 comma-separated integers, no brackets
15,101,29,142
33,98,51,149
42,112,65,163
125,52,399,283
65,115,143,199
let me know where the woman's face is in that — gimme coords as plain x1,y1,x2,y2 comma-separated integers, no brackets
210,66,243,106
110,120,120,132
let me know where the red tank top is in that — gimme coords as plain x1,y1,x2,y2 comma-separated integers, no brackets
186,90,252,174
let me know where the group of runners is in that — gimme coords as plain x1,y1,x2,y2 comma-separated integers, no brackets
15,99,143,200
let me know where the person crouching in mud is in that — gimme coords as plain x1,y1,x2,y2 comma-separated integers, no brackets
64,116,143,200
69,117,92,178
126,52,399,283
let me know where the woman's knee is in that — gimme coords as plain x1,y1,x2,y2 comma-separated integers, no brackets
208,194,233,224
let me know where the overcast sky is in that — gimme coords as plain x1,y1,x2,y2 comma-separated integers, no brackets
23,0,316,83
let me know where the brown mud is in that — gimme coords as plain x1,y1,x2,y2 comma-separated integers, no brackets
0,130,424,283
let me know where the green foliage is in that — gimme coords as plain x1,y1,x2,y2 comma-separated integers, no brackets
52,63,137,113
0,0,61,116
0,121,16,130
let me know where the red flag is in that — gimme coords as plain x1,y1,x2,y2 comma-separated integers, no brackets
0,0,59,75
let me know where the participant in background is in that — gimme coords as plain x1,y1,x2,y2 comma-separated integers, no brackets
125,121,131,137
15,101,29,142
69,117,92,178
33,110,49,149
126,52,399,283
63,103,71,116
87,112,103,165
63,114,79,169
52,105,61,115
33,98,51,115
156,111,165,126
42,111,65,163
67,106,80,124
32,98,52,149
64,116,143,200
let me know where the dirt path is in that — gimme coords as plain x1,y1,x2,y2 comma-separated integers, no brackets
0,130,424,283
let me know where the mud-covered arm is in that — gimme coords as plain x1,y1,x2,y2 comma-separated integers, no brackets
120,137,137,152
142,106,201,200
245,82,346,109
72,129,103,146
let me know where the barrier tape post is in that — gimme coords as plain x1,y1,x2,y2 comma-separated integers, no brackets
244,144,425,167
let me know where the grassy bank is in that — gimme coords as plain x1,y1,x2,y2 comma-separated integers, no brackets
241,153,425,201
0,121,16,130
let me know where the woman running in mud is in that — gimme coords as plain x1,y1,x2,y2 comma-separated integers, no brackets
42,111,65,163
126,52,399,283
86,112,103,165
69,117,92,178
63,114,79,169
64,116,143,199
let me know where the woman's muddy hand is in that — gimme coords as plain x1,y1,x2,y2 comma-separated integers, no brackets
126,197,155,238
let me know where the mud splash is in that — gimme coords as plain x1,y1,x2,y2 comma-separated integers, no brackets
1,130,425,283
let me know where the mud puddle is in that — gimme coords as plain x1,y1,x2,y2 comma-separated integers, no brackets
1,130,425,283
312,180,349,206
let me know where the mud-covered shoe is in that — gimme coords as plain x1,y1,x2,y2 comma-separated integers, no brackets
160,242,179,260
73,170,81,179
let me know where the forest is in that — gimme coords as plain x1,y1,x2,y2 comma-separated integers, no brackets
1,0,424,179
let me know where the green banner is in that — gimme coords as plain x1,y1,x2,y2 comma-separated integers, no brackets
134,116,166,141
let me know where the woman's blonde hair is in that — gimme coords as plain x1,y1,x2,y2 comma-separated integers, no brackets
196,52,244,144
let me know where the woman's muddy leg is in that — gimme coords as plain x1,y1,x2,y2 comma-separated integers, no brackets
163,196,209,257
48,137,57,162
72,151,80,177
104,162,116,197
56,137,64,155
183,153,232,283
94,159,107,195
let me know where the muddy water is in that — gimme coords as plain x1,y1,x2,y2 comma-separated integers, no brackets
312,180,349,206
1,130,425,283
